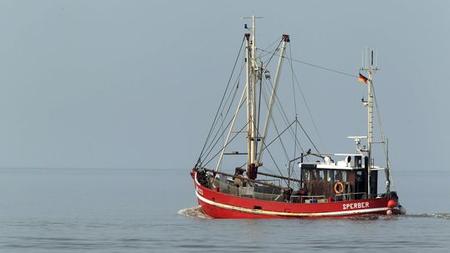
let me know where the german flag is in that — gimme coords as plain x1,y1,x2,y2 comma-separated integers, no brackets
358,73,369,85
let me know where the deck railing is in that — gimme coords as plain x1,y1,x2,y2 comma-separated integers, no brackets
334,192,367,201
215,177,284,201
293,195,327,203
200,168,373,204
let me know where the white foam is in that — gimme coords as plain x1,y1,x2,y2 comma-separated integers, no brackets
178,206,212,219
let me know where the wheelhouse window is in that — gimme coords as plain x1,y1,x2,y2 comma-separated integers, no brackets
300,167,366,200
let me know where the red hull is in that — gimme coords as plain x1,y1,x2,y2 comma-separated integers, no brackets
193,172,392,219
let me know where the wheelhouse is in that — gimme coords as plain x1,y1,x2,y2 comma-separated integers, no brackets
298,154,378,203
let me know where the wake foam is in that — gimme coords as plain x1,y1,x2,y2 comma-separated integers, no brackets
178,206,212,219
405,213,450,220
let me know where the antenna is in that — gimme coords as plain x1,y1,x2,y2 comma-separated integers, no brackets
347,136,367,153
371,50,374,66
361,47,379,72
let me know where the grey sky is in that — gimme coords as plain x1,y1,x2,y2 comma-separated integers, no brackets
0,0,448,171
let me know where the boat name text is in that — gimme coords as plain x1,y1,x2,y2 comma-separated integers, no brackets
342,202,369,210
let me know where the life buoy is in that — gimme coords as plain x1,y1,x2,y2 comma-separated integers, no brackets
333,181,344,194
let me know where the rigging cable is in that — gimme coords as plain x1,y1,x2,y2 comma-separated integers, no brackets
263,39,282,68
260,84,294,163
289,45,299,166
254,121,289,180
288,49,326,151
295,118,320,154
265,78,306,154
201,63,244,160
257,48,357,79
257,75,263,153
372,82,395,188
259,120,296,157
261,147,287,183
196,36,245,166
258,37,283,61
202,122,249,167
288,45,298,116
201,97,247,165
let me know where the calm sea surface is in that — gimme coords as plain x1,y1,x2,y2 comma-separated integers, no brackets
0,168,449,252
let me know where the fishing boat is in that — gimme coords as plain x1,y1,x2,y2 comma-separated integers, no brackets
190,16,405,218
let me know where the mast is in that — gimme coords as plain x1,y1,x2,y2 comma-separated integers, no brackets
244,16,260,179
362,48,377,197
250,16,257,170
367,68,374,197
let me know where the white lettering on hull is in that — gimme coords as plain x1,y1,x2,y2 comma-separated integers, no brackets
342,202,369,210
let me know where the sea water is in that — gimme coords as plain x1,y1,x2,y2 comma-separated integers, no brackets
0,168,449,252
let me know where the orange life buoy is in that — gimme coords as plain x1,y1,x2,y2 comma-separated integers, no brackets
333,181,344,194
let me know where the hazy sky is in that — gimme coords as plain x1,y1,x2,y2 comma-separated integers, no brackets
0,0,449,171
